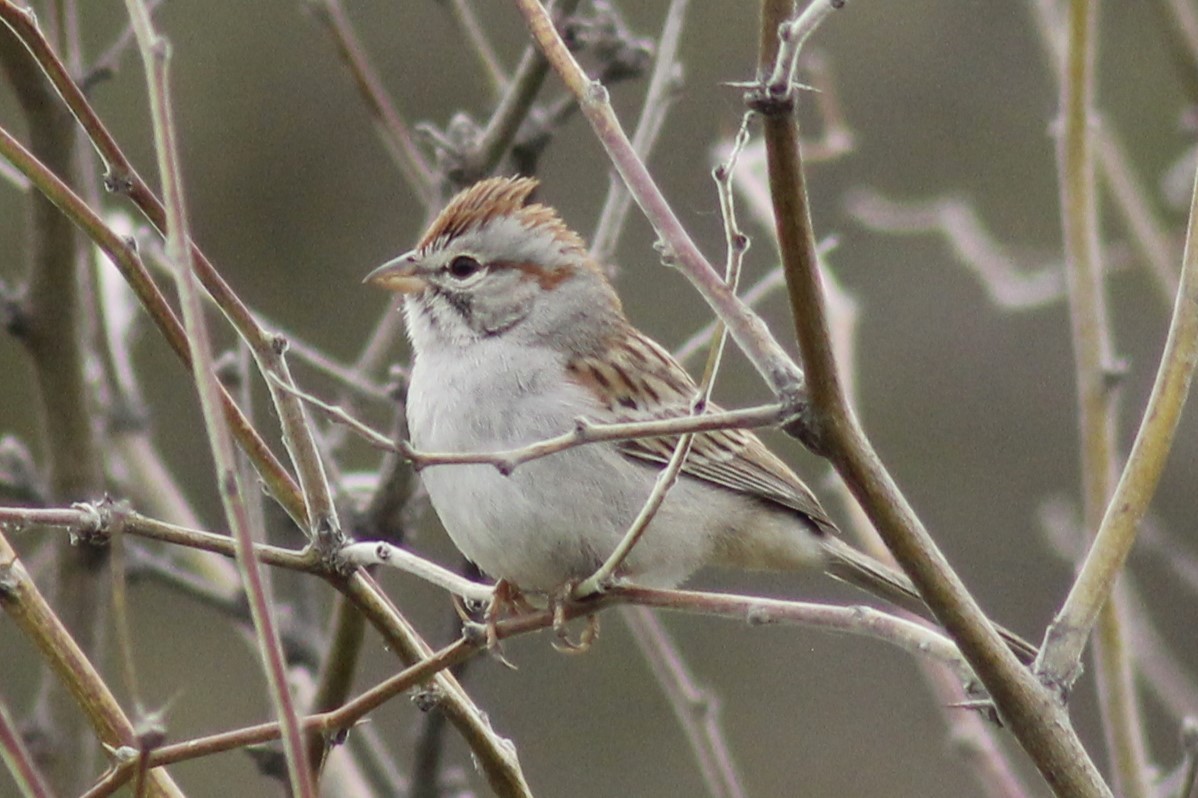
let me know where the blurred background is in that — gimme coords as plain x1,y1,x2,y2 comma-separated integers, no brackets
1,2,1196,796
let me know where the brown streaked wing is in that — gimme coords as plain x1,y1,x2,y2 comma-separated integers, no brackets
565,327,837,533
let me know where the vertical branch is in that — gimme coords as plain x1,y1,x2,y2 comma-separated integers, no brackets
120,4,316,796
591,0,689,264
0,14,104,793
1036,0,1198,778
1034,4,1152,796
302,588,367,778
751,2,1109,796
724,131,1031,798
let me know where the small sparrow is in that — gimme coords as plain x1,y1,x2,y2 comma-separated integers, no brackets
367,176,1033,661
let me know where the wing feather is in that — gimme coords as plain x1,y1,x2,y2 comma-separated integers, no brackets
565,327,836,534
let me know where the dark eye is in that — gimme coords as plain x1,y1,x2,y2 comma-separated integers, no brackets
447,256,482,280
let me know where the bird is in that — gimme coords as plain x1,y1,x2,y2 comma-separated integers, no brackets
366,175,1034,662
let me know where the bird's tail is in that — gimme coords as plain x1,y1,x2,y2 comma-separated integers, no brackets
820,537,1038,665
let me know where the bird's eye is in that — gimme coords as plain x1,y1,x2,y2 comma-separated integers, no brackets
447,256,482,280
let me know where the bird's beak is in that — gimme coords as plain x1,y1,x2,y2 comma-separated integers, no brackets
364,253,427,294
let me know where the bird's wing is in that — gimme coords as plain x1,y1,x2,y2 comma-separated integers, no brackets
564,326,836,533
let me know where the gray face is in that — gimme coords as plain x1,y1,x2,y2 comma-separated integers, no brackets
402,216,625,356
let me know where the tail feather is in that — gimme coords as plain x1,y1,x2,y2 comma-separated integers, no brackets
821,537,1038,666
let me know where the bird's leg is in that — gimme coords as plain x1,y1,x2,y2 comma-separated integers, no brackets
549,581,600,654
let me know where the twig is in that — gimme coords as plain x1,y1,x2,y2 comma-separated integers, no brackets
85,569,977,798
305,0,435,204
280,373,788,471
302,591,368,778
82,637,476,798
137,238,395,403
338,571,533,798
674,266,787,364
0,0,340,544
17,501,979,683
11,506,532,794
79,0,167,90
576,107,756,596
590,0,689,265
1123,581,1198,719
439,0,508,98
845,190,1067,309
1094,121,1180,306
926,664,1035,798
763,0,845,96
0,154,30,190
1027,0,1181,306
0,128,305,521
574,408,698,596
449,0,584,184
0,698,54,798
0,12,106,791
1180,717,1198,798
622,606,746,798
340,542,495,603
795,50,854,162
724,108,1028,798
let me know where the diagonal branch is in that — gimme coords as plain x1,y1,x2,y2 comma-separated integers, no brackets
751,1,1108,796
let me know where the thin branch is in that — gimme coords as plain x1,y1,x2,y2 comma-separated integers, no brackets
79,0,167,90
120,4,315,794
577,106,755,595
763,0,844,95
0,12,106,791
281,373,788,472
14,511,527,794
0,698,54,798
137,238,395,402
82,637,475,798
302,592,368,779
1038,0,1198,707
574,410,698,596
449,0,584,184
1027,0,1181,306
845,190,1068,309
0,130,304,521
622,606,747,798
306,0,436,203
1180,718,1198,798
20,502,980,684
439,0,508,98
340,542,495,603
724,118,1028,798
590,0,689,264
1032,3,1152,795
1124,581,1198,719
674,266,787,364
